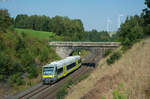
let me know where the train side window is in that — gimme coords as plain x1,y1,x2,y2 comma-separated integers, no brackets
67,62,76,70
57,68,63,75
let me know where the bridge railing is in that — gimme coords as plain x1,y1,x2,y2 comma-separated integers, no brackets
49,42,121,47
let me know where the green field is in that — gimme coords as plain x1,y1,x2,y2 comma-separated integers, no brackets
15,28,55,40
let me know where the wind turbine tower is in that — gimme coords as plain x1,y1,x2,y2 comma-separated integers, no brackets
107,17,111,32
118,14,123,28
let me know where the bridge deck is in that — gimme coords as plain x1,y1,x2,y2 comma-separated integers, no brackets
49,42,120,47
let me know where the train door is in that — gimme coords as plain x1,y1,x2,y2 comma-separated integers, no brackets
57,67,64,79
63,65,67,76
76,59,78,66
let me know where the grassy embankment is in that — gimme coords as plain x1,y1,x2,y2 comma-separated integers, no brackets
15,28,55,40
65,38,150,99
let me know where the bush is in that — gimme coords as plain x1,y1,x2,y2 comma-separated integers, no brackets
65,78,74,88
113,83,128,99
104,49,112,57
39,48,49,62
0,38,5,51
56,87,68,99
0,52,12,79
113,90,128,99
9,73,25,86
28,66,39,79
106,51,121,65
56,78,73,99
16,77,25,86
102,83,128,99
101,96,107,99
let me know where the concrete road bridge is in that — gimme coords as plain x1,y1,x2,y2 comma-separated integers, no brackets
49,42,120,58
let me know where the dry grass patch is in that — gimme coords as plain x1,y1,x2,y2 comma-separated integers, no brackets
65,38,150,99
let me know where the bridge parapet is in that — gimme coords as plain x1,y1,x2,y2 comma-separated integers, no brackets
49,41,120,58
50,42,120,47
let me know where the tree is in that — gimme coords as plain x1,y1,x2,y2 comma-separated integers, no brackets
145,0,150,8
143,0,150,35
99,31,110,41
0,9,12,32
50,16,65,35
41,15,51,31
117,15,144,48
14,14,85,41
15,14,28,28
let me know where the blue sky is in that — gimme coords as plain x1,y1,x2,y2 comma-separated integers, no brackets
0,0,146,31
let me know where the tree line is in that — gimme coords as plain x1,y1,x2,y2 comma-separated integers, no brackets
113,0,150,50
14,15,85,40
14,14,111,41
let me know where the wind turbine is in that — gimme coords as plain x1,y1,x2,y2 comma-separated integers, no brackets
107,17,111,32
118,14,124,28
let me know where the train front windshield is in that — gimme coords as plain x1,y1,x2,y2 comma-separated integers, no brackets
43,67,54,75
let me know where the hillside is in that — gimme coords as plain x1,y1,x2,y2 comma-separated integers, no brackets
65,38,150,99
15,28,55,40
0,29,61,96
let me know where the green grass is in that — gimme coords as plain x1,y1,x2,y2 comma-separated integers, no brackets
15,28,55,40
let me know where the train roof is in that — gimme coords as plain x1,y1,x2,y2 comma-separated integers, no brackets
43,56,80,69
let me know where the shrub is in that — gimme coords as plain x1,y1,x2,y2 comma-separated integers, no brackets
106,51,121,65
102,83,128,99
28,66,39,79
101,96,107,99
39,47,49,62
0,38,5,51
0,52,12,78
65,78,74,88
113,83,128,99
113,90,128,99
9,73,25,86
56,78,74,99
10,59,22,74
104,49,112,57
56,87,68,99
16,77,25,86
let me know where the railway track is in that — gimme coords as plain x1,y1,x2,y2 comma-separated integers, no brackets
18,85,49,99
14,52,103,99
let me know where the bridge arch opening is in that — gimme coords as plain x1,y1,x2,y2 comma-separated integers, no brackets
50,41,120,58
69,48,90,57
